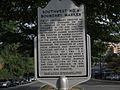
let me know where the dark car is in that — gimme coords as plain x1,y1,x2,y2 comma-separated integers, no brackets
9,79,18,86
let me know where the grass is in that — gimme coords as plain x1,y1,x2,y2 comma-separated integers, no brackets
40,85,83,90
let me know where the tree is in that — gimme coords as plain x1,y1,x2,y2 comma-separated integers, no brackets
106,55,120,73
0,43,34,79
0,0,120,77
0,0,38,57
1,0,120,57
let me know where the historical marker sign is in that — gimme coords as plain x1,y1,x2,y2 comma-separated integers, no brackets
38,0,87,77
35,0,91,88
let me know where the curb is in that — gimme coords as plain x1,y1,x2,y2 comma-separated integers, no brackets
92,78,120,84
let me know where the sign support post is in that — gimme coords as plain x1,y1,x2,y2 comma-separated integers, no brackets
58,76,68,90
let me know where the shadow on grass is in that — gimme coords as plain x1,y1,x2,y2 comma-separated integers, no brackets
40,85,83,90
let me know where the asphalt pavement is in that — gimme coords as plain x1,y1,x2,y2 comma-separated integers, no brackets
0,79,120,90
78,79,120,90
0,81,44,90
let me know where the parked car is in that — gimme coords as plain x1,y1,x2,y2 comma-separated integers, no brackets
28,76,36,82
111,74,120,80
105,74,120,80
105,75,113,80
0,80,11,88
9,79,18,86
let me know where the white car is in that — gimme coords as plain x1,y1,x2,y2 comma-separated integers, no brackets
28,77,36,82
0,80,11,87
105,74,120,80
111,75,120,80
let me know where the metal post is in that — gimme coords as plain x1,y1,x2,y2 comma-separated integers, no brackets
58,76,68,90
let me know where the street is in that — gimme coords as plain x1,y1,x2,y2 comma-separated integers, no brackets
79,79,120,90
0,79,120,90
0,81,44,90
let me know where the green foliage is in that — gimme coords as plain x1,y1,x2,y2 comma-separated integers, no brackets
92,40,108,57
0,0,120,57
106,55,120,73
0,69,11,79
0,43,34,79
0,0,120,78
0,55,4,64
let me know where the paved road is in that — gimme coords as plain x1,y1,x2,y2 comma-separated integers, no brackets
0,81,44,90
80,85,120,90
78,79,120,90
0,79,120,90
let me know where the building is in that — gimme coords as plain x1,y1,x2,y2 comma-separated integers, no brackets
108,42,120,54
0,63,4,70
